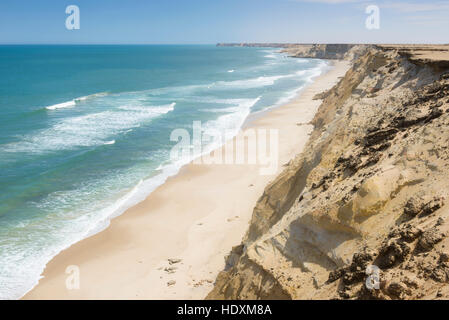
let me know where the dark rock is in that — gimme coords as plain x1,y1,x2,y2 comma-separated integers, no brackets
369,142,391,153
389,224,423,242
350,251,375,271
420,197,445,217
377,240,411,269
361,153,382,168
440,72,449,80
342,270,365,285
327,268,346,284
439,253,449,263
365,128,398,147
387,282,409,299
404,197,422,217
429,267,449,282
417,229,444,252
404,196,444,218
424,108,443,123
335,155,362,174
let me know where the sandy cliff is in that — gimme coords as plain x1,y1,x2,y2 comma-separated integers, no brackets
207,45,449,300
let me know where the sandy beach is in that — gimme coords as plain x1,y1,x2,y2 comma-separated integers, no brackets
24,60,350,300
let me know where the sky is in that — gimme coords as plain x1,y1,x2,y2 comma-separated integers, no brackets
0,0,447,44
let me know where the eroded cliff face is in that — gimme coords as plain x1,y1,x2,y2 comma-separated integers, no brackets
207,46,449,300
281,44,359,60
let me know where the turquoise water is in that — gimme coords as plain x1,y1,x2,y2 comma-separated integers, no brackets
0,45,327,299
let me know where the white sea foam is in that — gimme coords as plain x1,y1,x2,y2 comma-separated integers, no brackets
274,85,306,108
45,92,109,110
147,74,290,96
198,98,258,113
227,69,235,73
252,60,329,115
201,97,261,153
46,100,76,110
273,62,328,108
295,58,309,64
264,53,277,59
3,103,175,153
213,75,288,89
75,92,109,102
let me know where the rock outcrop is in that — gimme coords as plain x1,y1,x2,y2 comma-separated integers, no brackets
207,45,449,300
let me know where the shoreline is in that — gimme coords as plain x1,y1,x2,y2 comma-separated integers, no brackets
23,59,350,300
242,60,332,129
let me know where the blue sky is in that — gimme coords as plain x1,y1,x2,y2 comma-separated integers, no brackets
0,0,447,44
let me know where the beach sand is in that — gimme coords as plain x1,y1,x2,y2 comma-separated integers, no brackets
24,60,350,300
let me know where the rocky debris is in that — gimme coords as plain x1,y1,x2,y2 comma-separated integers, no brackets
420,198,445,217
404,196,445,218
428,265,449,283
192,279,214,288
417,229,445,252
324,212,448,299
324,231,442,299
377,239,411,269
416,251,449,283
404,197,425,217
388,224,423,243
440,252,449,263
386,281,411,299
327,250,375,287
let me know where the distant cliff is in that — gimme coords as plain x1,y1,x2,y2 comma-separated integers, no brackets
217,43,292,48
208,45,449,300
217,43,360,60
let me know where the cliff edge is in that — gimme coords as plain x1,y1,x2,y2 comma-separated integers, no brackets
207,45,449,300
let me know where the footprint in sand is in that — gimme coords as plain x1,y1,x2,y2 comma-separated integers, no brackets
167,280,176,286
168,258,182,265
164,266,177,274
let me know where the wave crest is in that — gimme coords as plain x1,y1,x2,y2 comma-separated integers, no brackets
45,92,110,110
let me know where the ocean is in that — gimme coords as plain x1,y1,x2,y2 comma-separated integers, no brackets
0,45,328,299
